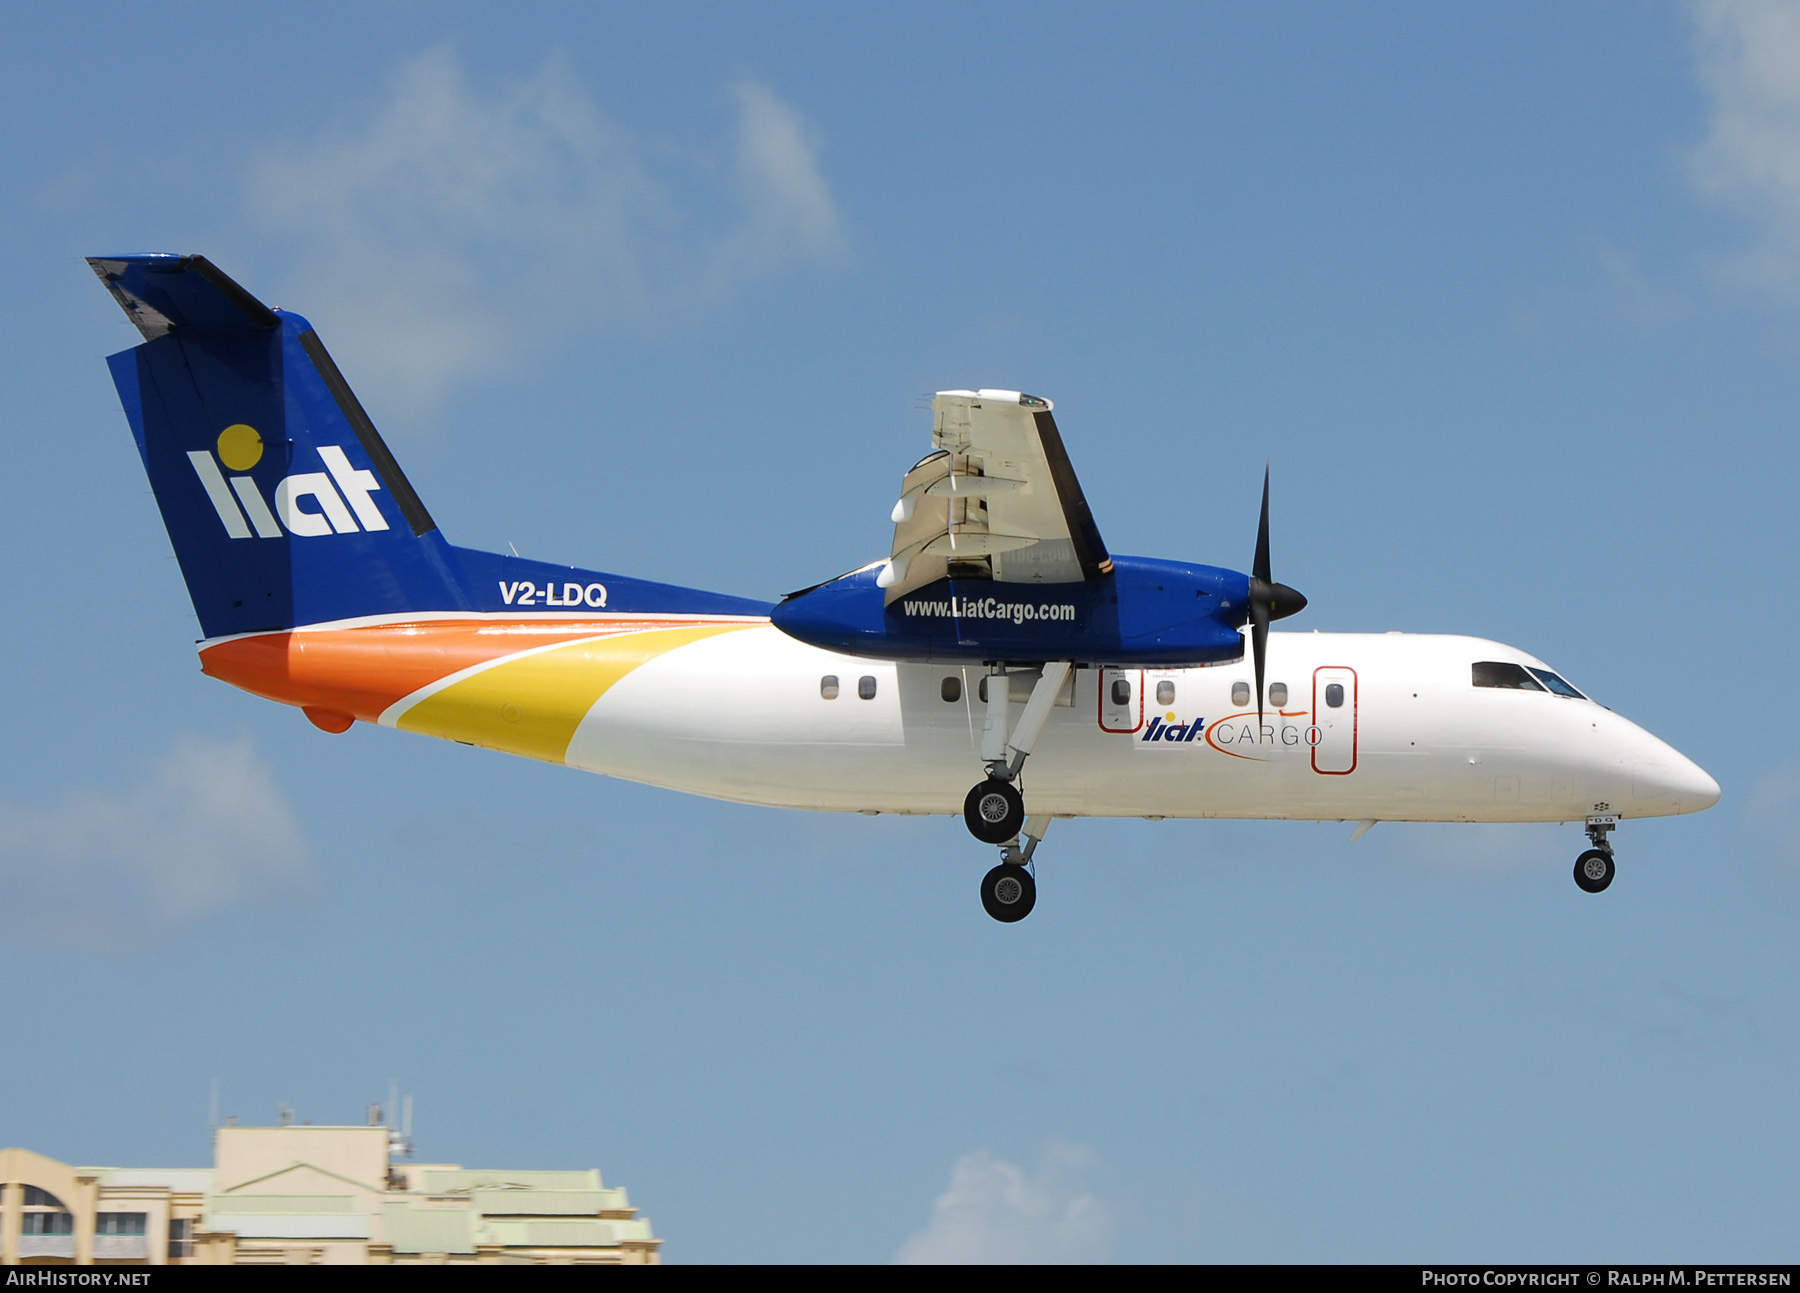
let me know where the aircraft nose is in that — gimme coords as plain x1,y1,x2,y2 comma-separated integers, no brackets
1629,741,1721,815
1679,758,1722,813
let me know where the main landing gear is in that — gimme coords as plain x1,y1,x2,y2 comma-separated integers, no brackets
965,779,1024,844
964,662,1070,922
1573,811,1618,894
981,861,1036,922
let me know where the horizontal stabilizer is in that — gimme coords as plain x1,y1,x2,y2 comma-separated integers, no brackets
88,254,278,340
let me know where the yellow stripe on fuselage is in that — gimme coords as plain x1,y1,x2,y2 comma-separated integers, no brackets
396,623,751,763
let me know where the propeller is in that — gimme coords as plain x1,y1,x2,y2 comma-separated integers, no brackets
1248,465,1308,726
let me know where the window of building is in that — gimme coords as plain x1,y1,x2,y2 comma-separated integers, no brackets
941,676,961,703
820,675,839,700
23,1187,64,1208
1231,681,1251,707
1269,682,1288,707
23,1212,74,1236
1110,678,1132,706
1325,683,1345,708
1471,661,1546,691
1156,680,1175,706
168,1218,194,1259
858,675,877,700
97,1213,147,1236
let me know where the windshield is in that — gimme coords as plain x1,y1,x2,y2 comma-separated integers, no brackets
1471,661,1544,691
1528,667,1587,699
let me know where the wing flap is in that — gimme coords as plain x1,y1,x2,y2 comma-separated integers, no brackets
880,390,1111,604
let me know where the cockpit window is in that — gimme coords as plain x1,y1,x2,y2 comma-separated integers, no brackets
1528,668,1586,699
1471,661,1546,691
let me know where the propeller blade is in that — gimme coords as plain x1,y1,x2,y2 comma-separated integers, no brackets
1251,595,1270,726
1253,464,1272,585
1246,463,1305,724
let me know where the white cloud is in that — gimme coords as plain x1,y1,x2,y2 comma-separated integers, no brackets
1689,0,1800,294
246,48,845,415
0,736,312,948
893,1143,1114,1265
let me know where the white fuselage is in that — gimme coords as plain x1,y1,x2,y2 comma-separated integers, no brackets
560,627,1719,823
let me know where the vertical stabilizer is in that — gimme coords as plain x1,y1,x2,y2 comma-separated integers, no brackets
92,254,470,638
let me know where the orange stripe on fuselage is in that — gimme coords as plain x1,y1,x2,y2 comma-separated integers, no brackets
198,618,758,722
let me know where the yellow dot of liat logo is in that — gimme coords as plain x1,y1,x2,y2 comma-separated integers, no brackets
1167,712,1177,722
217,424,263,472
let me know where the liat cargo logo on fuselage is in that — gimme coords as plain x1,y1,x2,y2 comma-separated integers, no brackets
1142,713,1206,743
188,423,387,539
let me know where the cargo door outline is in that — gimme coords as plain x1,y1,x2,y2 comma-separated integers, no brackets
1312,666,1358,775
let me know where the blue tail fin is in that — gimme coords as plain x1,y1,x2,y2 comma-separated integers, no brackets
91,255,768,638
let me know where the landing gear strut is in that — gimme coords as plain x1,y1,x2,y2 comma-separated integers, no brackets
963,663,1071,922
1574,812,1618,894
961,662,1071,844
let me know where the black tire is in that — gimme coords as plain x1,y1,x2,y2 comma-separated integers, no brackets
1573,848,1615,894
981,863,1037,922
964,778,1025,844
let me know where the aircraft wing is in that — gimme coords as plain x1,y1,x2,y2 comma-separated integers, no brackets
880,390,1113,604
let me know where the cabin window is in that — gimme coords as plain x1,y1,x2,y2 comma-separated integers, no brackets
1231,681,1251,707
941,676,962,703
1156,680,1175,706
1528,668,1586,699
820,675,839,700
1325,683,1345,708
1110,678,1132,706
859,675,878,700
1269,682,1288,707
1472,661,1545,691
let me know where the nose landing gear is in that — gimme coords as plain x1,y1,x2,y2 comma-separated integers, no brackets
1573,811,1618,894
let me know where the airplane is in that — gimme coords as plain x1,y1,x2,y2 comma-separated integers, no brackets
87,253,1721,923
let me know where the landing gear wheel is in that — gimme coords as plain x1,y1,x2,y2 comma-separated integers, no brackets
1574,848,1615,894
964,778,1025,845
981,863,1037,923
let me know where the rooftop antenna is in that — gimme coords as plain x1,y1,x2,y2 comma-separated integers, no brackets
385,1082,414,1160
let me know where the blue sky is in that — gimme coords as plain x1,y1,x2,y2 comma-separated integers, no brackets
3,1,1797,1263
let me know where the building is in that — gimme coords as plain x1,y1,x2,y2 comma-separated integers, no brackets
0,1122,660,1265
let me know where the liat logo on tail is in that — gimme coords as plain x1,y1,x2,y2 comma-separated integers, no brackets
188,424,388,539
